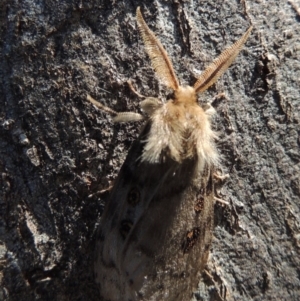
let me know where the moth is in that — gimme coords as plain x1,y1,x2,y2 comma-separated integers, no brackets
91,7,252,301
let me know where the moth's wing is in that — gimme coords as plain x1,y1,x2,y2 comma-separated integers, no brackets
193,26,253,93
121,164,214,301
94,122,159,300
94,121,214,300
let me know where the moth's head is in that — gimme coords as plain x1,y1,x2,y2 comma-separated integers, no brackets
174,86,197,104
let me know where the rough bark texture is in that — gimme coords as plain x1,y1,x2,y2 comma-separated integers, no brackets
0,1,299,301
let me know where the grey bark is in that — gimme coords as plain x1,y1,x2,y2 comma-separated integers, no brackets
0,0,299,301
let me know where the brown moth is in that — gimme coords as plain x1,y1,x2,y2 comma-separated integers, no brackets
91,7,252,301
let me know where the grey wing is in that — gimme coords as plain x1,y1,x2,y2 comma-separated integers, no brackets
122,165,214,301
94,123,214,301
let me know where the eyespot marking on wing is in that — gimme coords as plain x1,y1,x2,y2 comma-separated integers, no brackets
127,187,141,206
120,220,133,239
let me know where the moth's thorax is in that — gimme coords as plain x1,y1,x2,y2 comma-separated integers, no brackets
142,94,218,168
174,86,197,104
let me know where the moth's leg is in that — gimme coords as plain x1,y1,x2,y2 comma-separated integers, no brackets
127,80,163,116
213,173,229,181
113,112,144,123
212,92,227,104
213,172,230,206
98,185,113,194
214,197,230,206
204,269,217,283
202,103,216,116
127,79,145,98
87,94,118,115
204,269,228,300
86,94,144,123
203,92,228,116
87,184,113,199
289,0,300,16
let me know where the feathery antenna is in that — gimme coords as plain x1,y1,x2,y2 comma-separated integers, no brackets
193,26,253,93
136,7,180,91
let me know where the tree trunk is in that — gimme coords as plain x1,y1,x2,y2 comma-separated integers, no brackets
0,1,299,300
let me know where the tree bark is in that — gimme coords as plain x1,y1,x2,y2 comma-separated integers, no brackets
0,1,299,300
